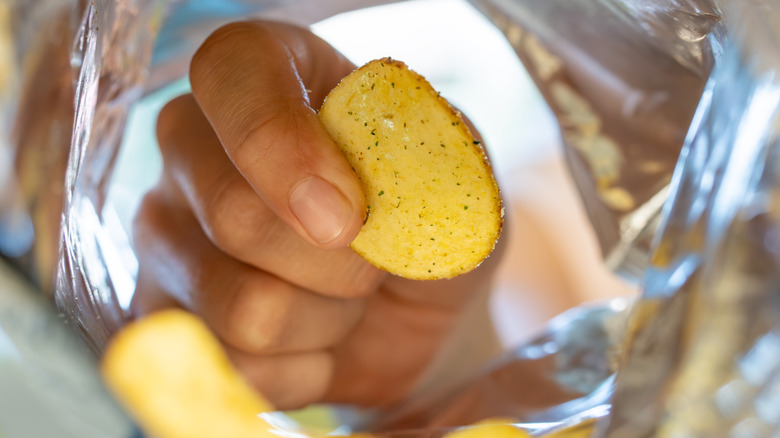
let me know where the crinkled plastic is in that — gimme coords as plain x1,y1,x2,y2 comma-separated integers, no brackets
411,1,780,437
0,0,170,351
364,298,629,436
603,1,780,435
400,1,780,436
468,0,721,281
2,0,779,437
0,0,80,293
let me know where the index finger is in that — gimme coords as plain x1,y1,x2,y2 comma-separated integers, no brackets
189,20,364,249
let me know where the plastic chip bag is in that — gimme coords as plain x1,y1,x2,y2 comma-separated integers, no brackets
2,0,780,437
603,1,780,435
468,0,721,281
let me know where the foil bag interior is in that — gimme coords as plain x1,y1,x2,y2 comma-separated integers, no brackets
0,0,779,436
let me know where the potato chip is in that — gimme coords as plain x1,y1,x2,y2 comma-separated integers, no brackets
319,58,502,279
101,309,277,438
444,423,532,438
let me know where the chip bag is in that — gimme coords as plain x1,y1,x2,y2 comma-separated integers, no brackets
3,0,780,437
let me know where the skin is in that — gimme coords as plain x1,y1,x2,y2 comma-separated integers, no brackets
130,20,505,411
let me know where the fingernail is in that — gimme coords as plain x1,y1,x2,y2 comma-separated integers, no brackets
289,177,353,245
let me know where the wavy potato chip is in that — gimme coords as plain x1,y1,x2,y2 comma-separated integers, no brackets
319,58,502,279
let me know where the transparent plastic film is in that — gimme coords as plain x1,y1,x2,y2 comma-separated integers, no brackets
0,0,80,293
3,0,779,437
467,0,723,281
53,0,168,352
603,1,780,436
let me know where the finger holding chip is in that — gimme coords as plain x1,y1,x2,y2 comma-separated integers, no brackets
319,58,503,279
150,93,386,298
190,20,366,250
129,19,506,414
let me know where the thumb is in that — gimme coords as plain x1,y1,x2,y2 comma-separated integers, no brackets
189,21,364,249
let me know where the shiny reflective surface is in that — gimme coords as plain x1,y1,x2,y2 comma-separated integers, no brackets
2,0,780,436
604,1,780,436
468,0,719,283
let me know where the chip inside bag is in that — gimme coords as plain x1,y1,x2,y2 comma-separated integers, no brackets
319,58,503,280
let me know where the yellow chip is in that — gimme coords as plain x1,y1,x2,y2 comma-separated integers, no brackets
444,423,532,438
101,309,278,438
319,58,502,279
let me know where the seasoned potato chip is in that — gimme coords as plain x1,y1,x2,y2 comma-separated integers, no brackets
319,58,502,279
101,309,277,438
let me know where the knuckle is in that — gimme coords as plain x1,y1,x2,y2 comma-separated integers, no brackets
155,99,181,149
202,178,268,257
155,94,197,154
222,276,295,353
131,191,162,240
202,184,241,251
132,189,175,252
227,100,308,172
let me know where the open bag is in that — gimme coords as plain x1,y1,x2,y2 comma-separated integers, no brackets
0,0,778,436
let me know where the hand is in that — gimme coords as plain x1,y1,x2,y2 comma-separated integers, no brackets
130,20,505,411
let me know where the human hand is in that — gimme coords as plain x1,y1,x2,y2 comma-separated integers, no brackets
130,20,505,411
